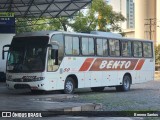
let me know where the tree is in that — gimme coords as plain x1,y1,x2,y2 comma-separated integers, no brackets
70,0,126,32
155,45,160,65
69,12,97,32
16,17,69,33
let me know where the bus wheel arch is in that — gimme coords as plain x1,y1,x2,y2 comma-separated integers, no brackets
64,74,78,94
116,73,132,92
124,73,132,84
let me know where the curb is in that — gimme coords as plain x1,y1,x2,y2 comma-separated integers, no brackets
47,103,102,111
30,94,79,101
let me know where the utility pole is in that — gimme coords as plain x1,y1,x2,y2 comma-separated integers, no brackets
144,18,156,40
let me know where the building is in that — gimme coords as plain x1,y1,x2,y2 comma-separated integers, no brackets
107,0,135,30
135,0,160,45
108,0,160,45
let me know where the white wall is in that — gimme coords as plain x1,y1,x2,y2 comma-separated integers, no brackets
156,0,160,45
0,34,14,72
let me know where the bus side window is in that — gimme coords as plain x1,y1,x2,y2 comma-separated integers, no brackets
65,36,72,55
97,38,108,56
65,36,79,55
103,39,108,56
143,42,152,58
51,34,64,64
82,37,89,55
82,37,94,55
97,38,103,56
109,39,120,57
121,41,132,57
133,41,142,57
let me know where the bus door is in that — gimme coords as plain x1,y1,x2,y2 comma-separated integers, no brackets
46,45,62,90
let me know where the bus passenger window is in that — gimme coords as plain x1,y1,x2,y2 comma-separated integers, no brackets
122,41,132,57
97,39,103,56
88,38,94,55
109,39,120,56
143,42,152,58
65,36,79,55
103,39,108,56
65,36,72,55
97,38,108,56
73,37,79,55
82,37,94,55
133,41,142,57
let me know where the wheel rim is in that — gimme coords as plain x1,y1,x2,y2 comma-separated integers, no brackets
124,76,130,89
65,80,73,93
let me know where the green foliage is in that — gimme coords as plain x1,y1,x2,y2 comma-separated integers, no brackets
69,12,97,33
155,45,160,64
16,18,68,33
70,0,126,32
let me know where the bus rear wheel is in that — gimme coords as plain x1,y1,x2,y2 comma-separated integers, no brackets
91,87,105,92
64,77,75,94
116,75,131,92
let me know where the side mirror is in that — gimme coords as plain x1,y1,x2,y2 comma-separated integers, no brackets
47,44,59,65
47,44,59,49
2,50,5,60
2,44,11,59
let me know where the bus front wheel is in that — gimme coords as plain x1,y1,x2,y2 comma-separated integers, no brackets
64,77,75,94
116,75,131,92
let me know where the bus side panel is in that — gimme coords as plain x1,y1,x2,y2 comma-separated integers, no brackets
45,72,59,90
139,59,154,83
91,71,102,87
129,71,137,84
103,71,118,86
61,57,91,88
75,73,85,88
84,72,91,87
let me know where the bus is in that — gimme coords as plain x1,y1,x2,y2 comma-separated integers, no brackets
2,31,155,94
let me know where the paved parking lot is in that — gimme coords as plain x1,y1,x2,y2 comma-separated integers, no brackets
0,80,160,119
71,80,160,111
0,83,101,112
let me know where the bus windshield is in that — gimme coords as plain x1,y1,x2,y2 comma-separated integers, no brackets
7,36,49,73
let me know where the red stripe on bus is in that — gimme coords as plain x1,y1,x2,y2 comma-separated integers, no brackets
79,58,94,71
135,59,145,70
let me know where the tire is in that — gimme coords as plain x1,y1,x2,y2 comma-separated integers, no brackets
116,75,131,92
64,77,75,94
91,87,105,92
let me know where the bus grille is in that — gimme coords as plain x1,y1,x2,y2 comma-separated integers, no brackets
14,84,30,89
13,79,34,82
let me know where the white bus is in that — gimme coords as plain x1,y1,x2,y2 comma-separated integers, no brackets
2,31,155,94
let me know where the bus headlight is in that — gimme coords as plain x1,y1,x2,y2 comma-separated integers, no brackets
6,75,12,81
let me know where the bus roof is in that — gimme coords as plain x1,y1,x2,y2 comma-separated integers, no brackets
14,31,153,42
